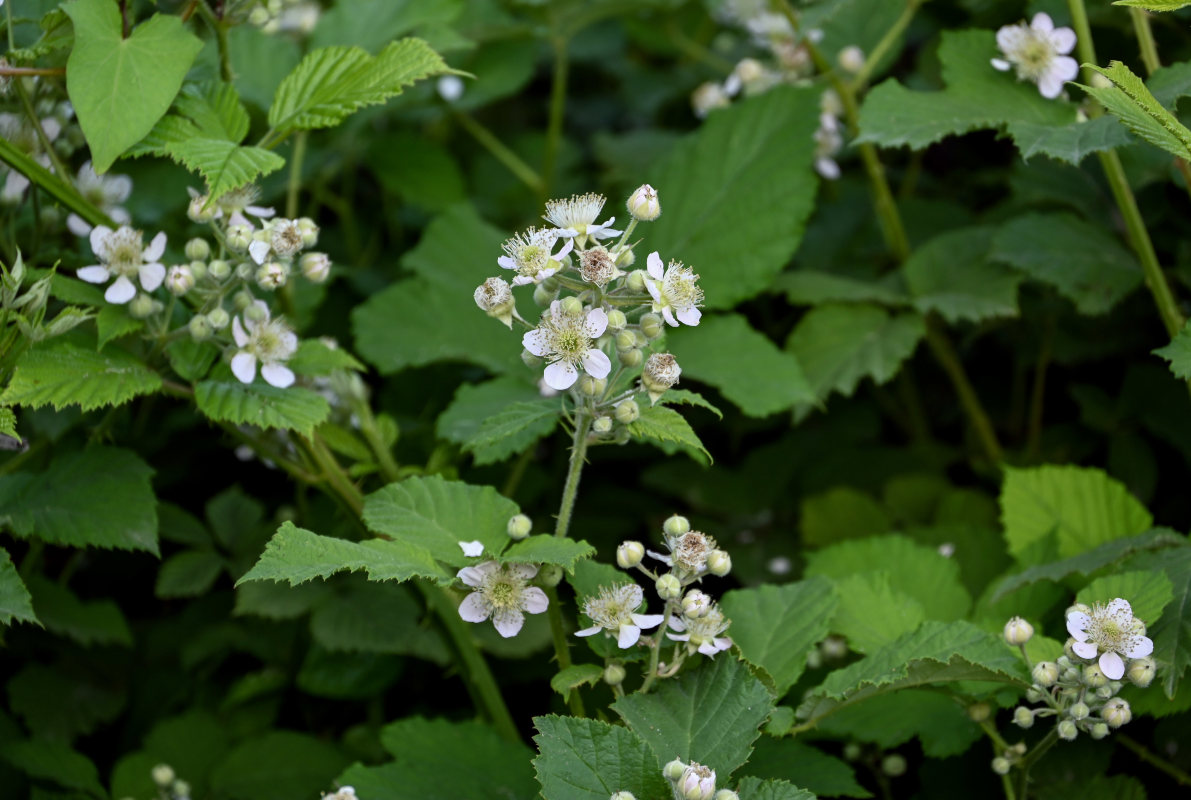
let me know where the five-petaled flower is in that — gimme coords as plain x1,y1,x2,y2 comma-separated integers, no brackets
231,301,299,388
543,192,621,241
498,227,574,286
522,300,611,391
575,584,665,648
457,561,549,638
77,225,167,304
1066,598,1153,681
991,13,1078,99
645,251,703,327
668,603,732,657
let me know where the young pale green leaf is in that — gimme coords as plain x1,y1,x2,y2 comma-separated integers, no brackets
668,313,813,417
28,576,132,646
902,227,1021,323
1,335,161,411
612,656,773,779
63,0,203,172
0,548,38,627
626,405,712,464
827,573,926,654
162,139,285,203
211,731,350,800
532,715,670,800
735,776,820,800
194,378,331,439
1077,570,1173,624
128,82,252,157
1078,61,1191,161
1000,465,1153,563
720,577,839,696
745,737,870,799
1153,320,1191,379
1119,546,1191,697
643,86,820,308
362,475,520,567
501,535,596,571
155,550,225,599
269,38,451,133
1005,116,1133,165
237,522,451,587
462,398,561,465
786,304,925,404
990,213,1141,315
550,664,605,698
774,270,908,307
0,447,158,555
0,739,106,798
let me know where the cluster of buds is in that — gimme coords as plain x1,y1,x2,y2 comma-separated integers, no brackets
474,185,696,444
661,759,738,800
149,763,190,800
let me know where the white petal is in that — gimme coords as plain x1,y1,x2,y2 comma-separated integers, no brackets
1126,636,1154,658
1067,612,1091,640
575,626,602,637
261,363,295,388
584,307,608,338
493,609,525,638
582,348,611,379
667,616,687,632
498,255,516,270
1052,56,1079,82
231,351,258,384
457,565,489,587
509,563,539,580
544,361,579,390
646,549,673,566
676,306,702,326
661,306,678,327
249,239,271,265
1072,640,1098,659
104,276,137,304
144,231,167,263
247,205,275,219
1107,598,1133,618
523,329,551,357
631,613,665,630
666,632,690,642
1049,27,1076,54
991,58,1011,72
66,214,93,237
815,157,842,180
554,238,574,259
139,262,165,292
1099,651,1125,680
251,299,271,322
1031,13,1054,32
458,592,491,623
521,586,549,614
996,26,1025,53
698,641,720,656
647,251,664,280
76,265,110,284
512,275,533,286
645,280,662,302
232,316,249,347
280,331,299,355
458,540,485,557
40,118,61,142
90,225,112,258
1038,73,1064,99
105,174,133,204
618,625,642,648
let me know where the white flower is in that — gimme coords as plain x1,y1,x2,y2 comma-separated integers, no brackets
456,561,548,638
522,300,611,391
676,763,717,800
67,161,132,236
1066,598,1154,680
437,75,464,102
991,13,1078,99
645,252,703,327
542,193,621,240
575,584,665,648
498,227,574,286
458,540,484,557
250,218,305,264
814,112,844,181
648,529,717,576
77,225,167,304
231,301,299,388
667,603,732,657
186,184,275,228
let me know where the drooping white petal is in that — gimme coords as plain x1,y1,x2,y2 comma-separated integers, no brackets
458,592,491,623
247,204,276,219
581,348,611,380
139,262,165,292
232,316,249,347
144,231,167,263
261,363,295,388
492,608,525,638
575,625,602,637
543,360,579,390
677,306,702,326
521,586,549,614
618,625,642,648
76,265,110,284
631,613,665,630
231,352,258,384
584,307,608,338
554,238,574,259
647,251,665,280
458,540,484,557
645,280,662,302
1126,636,1154,658
1072,640,1098,659
248,239,271,265
523,329,551,357
1099,651,1125,680
104,275,137,304
661,306,678,327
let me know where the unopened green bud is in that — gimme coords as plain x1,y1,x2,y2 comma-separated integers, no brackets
617,248,636,268
593,416,613,434
297,217,319,247
188,194,216,223
1026,688,1044,703
1032,661,1059,687
615,330,638,353
618,348,643,367
1056,656,1072,669
539,564,564,588
627,184,661,221
707,550,731,577
128,293,156,319
617,541,645,568
682,589,712,618
578,375,607,396
244,301,267,322
1083,664,1108,688
713,791,739,800
604,663,627,686
656,573,682,601
881,754,906,777
208,259,231,280
188,315,212,341
1103,697,1131,727
152,764,175,787
1096,685,1115,700
207,308,230,330
991,757,1011,775
1069,702,1090,721
1010,742,1027,757
606,309,627,332
1127,657,1155,688
185,238,210,261
235,261,254,280
301,252,331,283
663,759,687,782
967,702,991,722
842,743,862,761
615,399,640,424
1057,719,1078,741
1090,722,1110,740
226,224,252,252
640,313,664,340
560,296,584,315
172,780,190,798
664,515,691,536
256,261,289,290
1003,617,1034,646
1012,707,1034,729
189,260,208,281
533,283,555,307
626,270,647,293
507,514,532,540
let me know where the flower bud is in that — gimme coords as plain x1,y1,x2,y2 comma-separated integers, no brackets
560,296,584,316
714,792,739,800
1010,742,1026,757
207,308,230,330
611,793,636,800
301,251,331,283
604,663,626,686
188,194,216,223
1012,706,1034,729
1032,661,1059,687
806,649,823,669
256,261,289,290
233,290,254,311
245,301,268,322
539,564,564,588
606,309,627,332
1026,688,1044,703
640,313,664,340
578,375,607,396
967,702,991,722
1090,722,1110,740
188,314,212,341
837,45,865,74
152,764,175,787
1057,719,1078,741
991,757,1011,775
664,514,691,536
593,416,613,434
189,260,208,281
226,224,253,253
235,261,254,280
128,293,156,319
707,550,731,577
185,238,210,261
643,353,681,403
627,184,661,221
297,217,319,248
1003,617,1034,646
682,589,712,618
1057,655,1071,669
208,259,231,280
626,270,647,293
615,399,640,425
615,330,638,353
678,763,716,800
507,514,532,540
1096,685,1115,700
617,541,645,569
656,573,682,601
664,759,687,782
881,754,906,777
1127,656,1155,688
821,636,848,659
172,780,190,799
1069,702,1090,721
533,283,555,306
1082,664,1108,688
166,265,195,296
1103,697,1131,727
618,348,643,368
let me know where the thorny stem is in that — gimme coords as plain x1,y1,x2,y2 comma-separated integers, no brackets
542,37,570,198
1117,733,1191,786
452,111,544,194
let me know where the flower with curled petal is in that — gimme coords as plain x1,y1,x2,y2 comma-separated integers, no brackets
667,603,732,657
542,192,621,241
575,583,665,648
231,301,299,388
645,251,703,327
1066,598,1153,680
77,225,167,304
456,561,548,638
498,227,574,286
522,300,611,391
991,13,1078,99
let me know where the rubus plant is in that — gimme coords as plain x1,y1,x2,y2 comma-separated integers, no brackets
6,0,1191,799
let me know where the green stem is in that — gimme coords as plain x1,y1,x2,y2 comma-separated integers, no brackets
639,603,673,694
542,37,570,198
452,111,543,194
924,317,1003,464
1026,319,1053,459
196,1,233,83
849,0,921,90
554,412,591,539
1129,8,1161,76
286,132,308,219
14,81,71,186
1117,733,1191,786
0,138,111,229
1015,728,1059,800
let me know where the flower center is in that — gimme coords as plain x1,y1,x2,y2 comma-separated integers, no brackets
1014,36,1054,78
107,240,144,274
518,244,548,272
663,265,703,308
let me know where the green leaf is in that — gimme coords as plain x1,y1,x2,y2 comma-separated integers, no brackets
194,377,330,438
1077,570,1173,624
991,213,1141,315
1004,116,1133,165
797,621,1027,728
237,522,451,587
655,388,723,419
532,715,670,800
7,662,125,740
310,580,448,663
0,447,158,555
128,81,251,157
786,304,925,404
95,304,143,349
211,731,349,800
816,689,980,758
28,576,132,645
551,664,605,698
352,205,523,375
827,573,926,654
501,535,596,571
339,716,537,800
1000,465,1153,563
1078,61,1191,161
626,405,712,464
288,339,364,376
0,739,105,798
162,139,285,203
1120,547,1191,696
462,399,561,465
773,270,908,307
437,377,543,445
800,487,892,547
612,657,773,779
745,737,870,798
1154,319,1191,379
668,314,814,417
166,338,218,382
857,30,1073,151
735,776,817,800
155,550,225,599
720,577,839,695
1114,0,1191,8
1,335,161,411
0,407,17,442
63,0,203,172
902,227,1021,323
643,86,820,308
268,38,451,133
362,475,520,568
0,548,37,627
